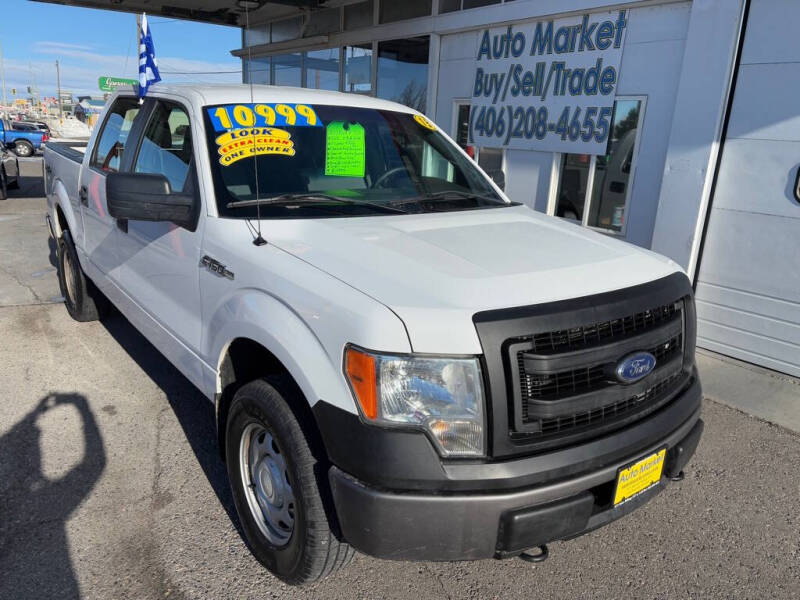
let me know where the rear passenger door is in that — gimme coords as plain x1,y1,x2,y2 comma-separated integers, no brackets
116,99,205,366
80,96,142,283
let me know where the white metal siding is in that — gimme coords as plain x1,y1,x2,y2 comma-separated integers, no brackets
696,0,800,377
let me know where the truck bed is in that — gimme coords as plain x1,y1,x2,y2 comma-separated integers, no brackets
44,142,86,226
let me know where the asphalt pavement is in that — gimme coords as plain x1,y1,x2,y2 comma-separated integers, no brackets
1,159,798,599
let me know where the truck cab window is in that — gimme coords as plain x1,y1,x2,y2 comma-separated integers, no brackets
134,102,193,193
90,98,140,172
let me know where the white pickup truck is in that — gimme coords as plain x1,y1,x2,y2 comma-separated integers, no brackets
44,84,703,584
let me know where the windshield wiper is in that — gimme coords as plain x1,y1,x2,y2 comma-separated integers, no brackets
398,189,508,206
226,193,408,213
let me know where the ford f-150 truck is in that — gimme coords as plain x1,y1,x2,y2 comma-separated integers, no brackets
44,85,703,585
1,118,48,157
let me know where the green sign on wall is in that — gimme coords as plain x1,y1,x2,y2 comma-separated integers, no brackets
98,76,138,92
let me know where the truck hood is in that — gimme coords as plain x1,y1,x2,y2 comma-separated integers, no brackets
267,205,681,353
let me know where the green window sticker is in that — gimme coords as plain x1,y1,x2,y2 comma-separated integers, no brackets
325,121,365,177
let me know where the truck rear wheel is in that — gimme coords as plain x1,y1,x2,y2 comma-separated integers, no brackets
12,140,33,158
57,230,109,322
225,378,354,585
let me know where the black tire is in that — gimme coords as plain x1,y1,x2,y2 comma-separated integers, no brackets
225,378,354,585
57,229,110,322
12,140,33,158
0,169,7,200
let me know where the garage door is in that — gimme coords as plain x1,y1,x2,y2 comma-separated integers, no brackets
695,0,800,377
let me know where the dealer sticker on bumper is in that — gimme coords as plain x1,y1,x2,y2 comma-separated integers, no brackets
613,447,666,506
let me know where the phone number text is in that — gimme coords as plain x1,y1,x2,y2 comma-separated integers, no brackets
470,105,612,146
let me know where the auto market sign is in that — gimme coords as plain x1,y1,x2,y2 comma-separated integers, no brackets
470,10,628,154
98,76,138,92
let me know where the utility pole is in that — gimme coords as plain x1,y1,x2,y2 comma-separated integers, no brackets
55,60,63,121
0,39,7,111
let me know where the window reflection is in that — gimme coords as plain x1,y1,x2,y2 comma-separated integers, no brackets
379,0,431,23
555,153,591,221
587,100,641,231
477,148,504,191
273,53,302,87
244,57,270,85
377,37,429,112
305,48,340,91
344,44,373,93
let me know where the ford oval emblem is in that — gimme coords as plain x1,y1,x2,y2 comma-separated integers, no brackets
615,352,656,384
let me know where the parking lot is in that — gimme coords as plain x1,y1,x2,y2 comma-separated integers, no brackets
1,158,799,600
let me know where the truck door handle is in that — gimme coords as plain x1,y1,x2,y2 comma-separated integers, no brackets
79,185,88,205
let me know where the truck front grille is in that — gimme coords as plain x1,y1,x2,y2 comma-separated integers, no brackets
508,300,688,444
472,272,697,458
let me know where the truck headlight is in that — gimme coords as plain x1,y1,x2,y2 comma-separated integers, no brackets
344,346,485,457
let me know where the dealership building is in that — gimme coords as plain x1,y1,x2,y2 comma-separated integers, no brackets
42,0,799,380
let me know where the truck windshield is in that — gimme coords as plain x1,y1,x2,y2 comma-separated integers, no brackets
203,103,506,218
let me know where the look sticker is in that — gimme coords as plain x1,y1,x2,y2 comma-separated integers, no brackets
215,127,295,166
414,114,436,131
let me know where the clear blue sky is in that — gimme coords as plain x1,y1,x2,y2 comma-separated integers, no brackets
0,1,242,99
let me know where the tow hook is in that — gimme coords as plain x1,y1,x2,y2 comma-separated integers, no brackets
670,470,685,482
519,544,548,563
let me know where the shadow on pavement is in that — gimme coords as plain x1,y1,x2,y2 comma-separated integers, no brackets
99,312,241,532
11,175,45,199
0,393,105,600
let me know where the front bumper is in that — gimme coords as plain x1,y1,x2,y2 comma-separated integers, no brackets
328,406,703,561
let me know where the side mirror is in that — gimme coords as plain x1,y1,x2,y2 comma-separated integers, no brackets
106,172,196,228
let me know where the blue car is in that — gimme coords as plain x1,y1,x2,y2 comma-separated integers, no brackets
0,119,48,157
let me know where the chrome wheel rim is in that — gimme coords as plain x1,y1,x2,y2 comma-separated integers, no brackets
62,246,76,303
239,423,295,546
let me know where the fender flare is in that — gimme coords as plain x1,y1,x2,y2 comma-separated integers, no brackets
51,178,78,238
206,289,356,416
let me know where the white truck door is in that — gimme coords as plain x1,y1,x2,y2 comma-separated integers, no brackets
80,96,142,283
116,99,205,361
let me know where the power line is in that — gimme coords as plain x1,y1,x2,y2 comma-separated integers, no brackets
159,69,243,74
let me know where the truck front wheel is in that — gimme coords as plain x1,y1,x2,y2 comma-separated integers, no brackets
57,230,109,321
225,378,354,585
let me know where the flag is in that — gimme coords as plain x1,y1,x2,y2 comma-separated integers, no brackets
138,13,161,100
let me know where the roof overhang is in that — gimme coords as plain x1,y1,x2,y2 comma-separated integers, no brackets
30,0,332,27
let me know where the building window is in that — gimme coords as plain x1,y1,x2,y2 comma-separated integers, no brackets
452,102,505,190
244,57,270,85
244,25,268,47
477,148,505,191
463,0,501,8
379,0,431,24
344,44,373,94
272,53,302,87
305,48,340,91
271,17,302,43
440,0,503,12
345,0,374,29
377,37,429,112
304,7,341,36
551,98,644,233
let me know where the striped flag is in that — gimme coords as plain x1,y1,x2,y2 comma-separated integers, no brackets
138,13,161,100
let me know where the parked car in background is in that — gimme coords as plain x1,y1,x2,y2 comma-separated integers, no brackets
0,141,20,199
0,119,47,157
17,121,51,136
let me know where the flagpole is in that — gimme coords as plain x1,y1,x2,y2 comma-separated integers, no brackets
136,13,142,103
